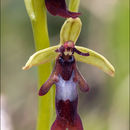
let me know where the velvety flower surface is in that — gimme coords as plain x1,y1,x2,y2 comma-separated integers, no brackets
45,0,80,18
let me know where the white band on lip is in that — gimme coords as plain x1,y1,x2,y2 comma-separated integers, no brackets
55,72,78,101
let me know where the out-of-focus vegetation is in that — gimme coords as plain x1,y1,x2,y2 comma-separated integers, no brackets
1,0,129,130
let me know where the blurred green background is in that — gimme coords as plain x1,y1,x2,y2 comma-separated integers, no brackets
1,0,129,130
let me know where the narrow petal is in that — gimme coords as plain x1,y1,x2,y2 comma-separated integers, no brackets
22,45,59,70
74,66,89,92
74,46,115,77
45,0,80,18
39,67,59,96
60,18,82,45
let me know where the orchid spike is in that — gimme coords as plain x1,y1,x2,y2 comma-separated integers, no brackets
45,0,80,18
23,18,115,130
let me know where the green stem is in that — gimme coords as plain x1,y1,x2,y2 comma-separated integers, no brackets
69,0,80,12
24,0,54,130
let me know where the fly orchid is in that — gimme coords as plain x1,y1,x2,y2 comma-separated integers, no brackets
45,0,80,18
23,18,115,130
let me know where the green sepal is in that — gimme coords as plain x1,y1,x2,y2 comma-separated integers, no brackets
74,46,115,77
69,0,80,12
60,18,82,45
23,45,59,70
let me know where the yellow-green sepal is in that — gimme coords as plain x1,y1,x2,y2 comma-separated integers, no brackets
69,0,80,12
23,45,59,70
74,46,115,77
60,18,82,45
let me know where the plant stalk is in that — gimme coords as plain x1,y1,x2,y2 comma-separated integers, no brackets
24,0,54,130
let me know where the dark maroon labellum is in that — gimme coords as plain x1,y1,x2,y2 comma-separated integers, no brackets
45,0,81,18
39,44,89,130
51,98,83,130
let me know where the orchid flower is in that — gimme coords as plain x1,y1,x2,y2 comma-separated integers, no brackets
23,18,114,76
45,0,80,18
23,18,115,130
